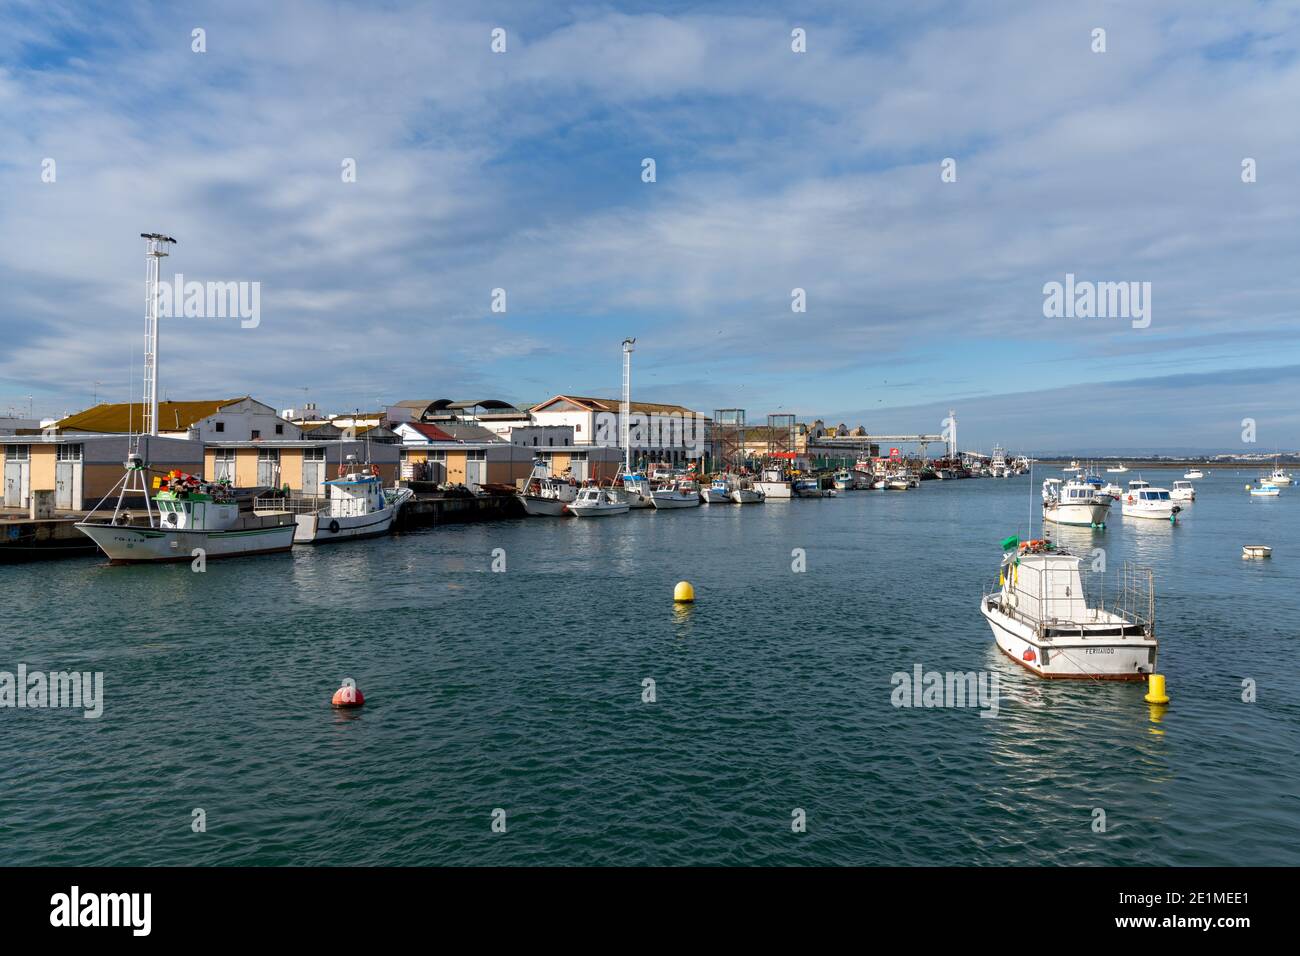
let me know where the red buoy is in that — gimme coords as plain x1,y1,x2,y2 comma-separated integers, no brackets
1022,648,1036,662
331,680,364,708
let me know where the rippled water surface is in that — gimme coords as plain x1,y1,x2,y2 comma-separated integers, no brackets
3,469,1297,865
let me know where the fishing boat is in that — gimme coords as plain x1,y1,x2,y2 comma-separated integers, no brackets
989,445,1008,478
1121,485,1181,521
609,473,654,509
1106,463,1129,474
517,461,578,516
651,478,701,509
1170,480,1196,502
1042,478,1110,527
730,477,765,504
77,453,296,563
700,478,733,504
1062,460,1082,474
832,470,853,491
264,457,412,543
885,475,910,491
1263,462,1293,486
980,538,1159,681
792,477,826,498
1248,483,1280,497
756,465,792,500
568,485,630,517
1100,481,1123,499
1184,468,1205,480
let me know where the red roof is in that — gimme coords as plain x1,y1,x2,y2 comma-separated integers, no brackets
405,422,456,441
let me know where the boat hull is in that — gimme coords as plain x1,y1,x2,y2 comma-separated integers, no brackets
650,493,700,509
76,521,296,563
293,508,398,543
1121,503,1180,520
730,489,764,504
700,488,732,504
1042,501,1109,527
519,494,570,517
755,481,791,499
980,599,1156,680
568,502,630,517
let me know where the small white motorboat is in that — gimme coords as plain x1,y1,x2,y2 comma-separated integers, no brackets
1106,463,1129,473
1062,460,1082,474
1248,483,1281,497
1263,464,1293,486
700,478,733,504
568,485,630,517
1170,480,1196,502
1242,545,1272,559
1122,486,1181,521
980,538,1159,681
651,478,701,509
1042,478,1111,527
274,458,413,543
1184,469,1205,480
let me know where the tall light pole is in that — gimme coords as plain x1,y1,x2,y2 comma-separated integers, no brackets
621,337,636,474
141,233,177,436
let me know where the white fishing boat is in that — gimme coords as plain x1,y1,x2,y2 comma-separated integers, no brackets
651,478,701,509
1042,478,1111,527
264,458,412,543
1170,480,1196,502
1106,463,1129,474
1062,460,1082,474
885,475,910,491
567,485,630,517
1121,485,1181,521
1248,483,1280,497
1263,463,1293,486
980,538,1159,681
755,466,792,500
833,470,853,491
609,473,654,509
989,445,1008,478
730,476,765,504
77,454,296,563
700,478,733,504
1100,481,1123,499
517,461,578,516
1184,468,1205,480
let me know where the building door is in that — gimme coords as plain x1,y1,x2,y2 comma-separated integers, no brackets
4,446,30,507
213,449,236,483
55,444,83,510
570,453,589,481
302,448,326,496
257,448,280,487
465,454,486,489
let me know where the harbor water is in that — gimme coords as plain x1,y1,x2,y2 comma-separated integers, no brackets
2,470,1297,866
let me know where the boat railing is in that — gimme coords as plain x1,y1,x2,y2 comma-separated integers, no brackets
253,493,326,515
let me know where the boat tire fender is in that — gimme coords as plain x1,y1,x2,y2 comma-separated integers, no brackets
328,519,340,534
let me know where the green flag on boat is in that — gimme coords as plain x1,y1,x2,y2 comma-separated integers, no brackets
1000,535,1019,551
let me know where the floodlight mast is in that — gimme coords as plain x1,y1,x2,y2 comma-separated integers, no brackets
140,233,177,437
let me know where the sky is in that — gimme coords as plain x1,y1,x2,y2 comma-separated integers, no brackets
2,0,1298,453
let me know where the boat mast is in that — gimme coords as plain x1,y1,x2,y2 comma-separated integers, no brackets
140,233,177,438
621,337,635,474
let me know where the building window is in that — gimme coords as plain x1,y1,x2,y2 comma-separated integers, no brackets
575,423,582,432
214,421,225,433
467,450,487,461
275,423,284,435
257,448,279,462
251,430,260,440
4,445,30,461
56,444,83,461
304,447,325,462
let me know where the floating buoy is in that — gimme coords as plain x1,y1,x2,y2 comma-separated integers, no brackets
1022,647,1036,662
1144,673,1169,705
332,679,365,708
673,581,695,603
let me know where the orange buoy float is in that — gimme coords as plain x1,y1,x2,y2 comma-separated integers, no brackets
331,679,365,708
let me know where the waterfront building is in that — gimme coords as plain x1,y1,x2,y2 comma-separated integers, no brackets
528,395,711,469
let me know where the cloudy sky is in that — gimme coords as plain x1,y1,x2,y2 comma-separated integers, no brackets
2,0,1298,452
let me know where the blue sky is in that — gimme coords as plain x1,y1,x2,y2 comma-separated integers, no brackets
2,0,1299,453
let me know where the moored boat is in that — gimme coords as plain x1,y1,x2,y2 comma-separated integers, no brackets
1042,477,1110,527
264,458,412,543
700,478,733,504
1122,485,1181,521
517,461,578,516
651,478,701,509
1170,480,1196,502
980,538,1159,681
568,485,630,517
77,454,295,563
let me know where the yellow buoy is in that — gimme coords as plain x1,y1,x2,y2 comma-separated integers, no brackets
1144,673,1169,705
1245,484,1251,491
673,581,695,603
